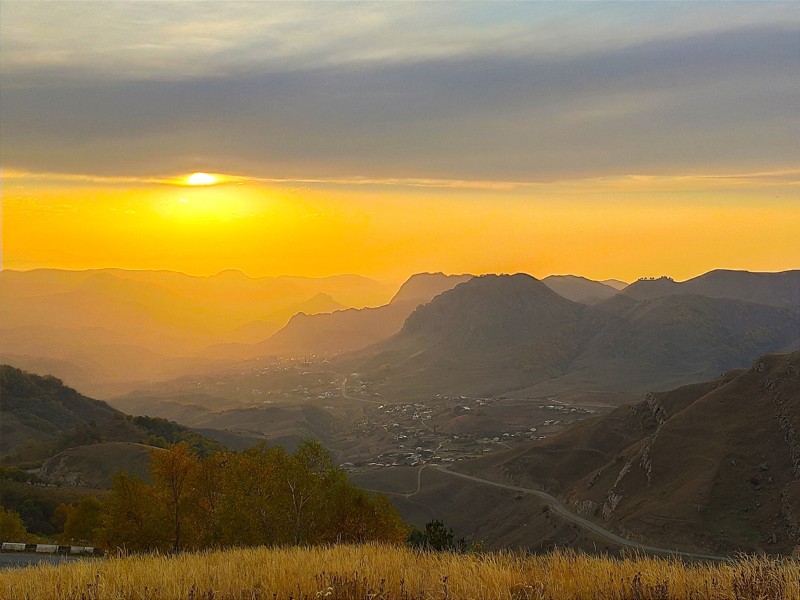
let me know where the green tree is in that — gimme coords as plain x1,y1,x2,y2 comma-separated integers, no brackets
0,506,28,541
284,441,336,544
408,519,466,552
51,502,74,534
61,496,103,544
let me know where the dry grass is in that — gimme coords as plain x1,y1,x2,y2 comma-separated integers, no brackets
2,544,798,600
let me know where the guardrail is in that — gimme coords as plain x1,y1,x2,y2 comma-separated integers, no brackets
1,542,103,555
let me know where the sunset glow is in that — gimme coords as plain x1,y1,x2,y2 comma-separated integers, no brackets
186,172,219,186
1,2,798,281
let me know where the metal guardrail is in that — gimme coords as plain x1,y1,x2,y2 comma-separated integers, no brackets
1,542,103,555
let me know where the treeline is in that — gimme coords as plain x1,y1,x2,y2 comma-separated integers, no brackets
35,441,408,552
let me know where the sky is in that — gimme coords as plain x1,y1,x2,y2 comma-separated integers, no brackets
1,1,798,283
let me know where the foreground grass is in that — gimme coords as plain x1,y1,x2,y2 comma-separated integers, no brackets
1,544,798,600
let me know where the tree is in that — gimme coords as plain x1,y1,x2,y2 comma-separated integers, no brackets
51,502,75,534
150,443,198,552
218,443,285,546
408,519,466,552
61,496,103,545
101,472,168,552
0,506,28,541
284,441,336,544
192,451,229,547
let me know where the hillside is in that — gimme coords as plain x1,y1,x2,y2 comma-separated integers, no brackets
0,365,223,466
458,351,800,554
359,274,594,397
542,275,619,304
556,293,800,392
352,275,798,400
38,442,159,488
622,269,800,307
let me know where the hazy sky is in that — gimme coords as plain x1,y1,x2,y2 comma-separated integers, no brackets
1,2,798,282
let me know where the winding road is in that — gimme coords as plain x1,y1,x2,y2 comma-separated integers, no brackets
434,465,730,562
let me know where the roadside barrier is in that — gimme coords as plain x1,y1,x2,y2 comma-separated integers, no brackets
1,542,103,555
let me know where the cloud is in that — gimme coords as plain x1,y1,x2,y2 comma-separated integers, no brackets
1,3,797,181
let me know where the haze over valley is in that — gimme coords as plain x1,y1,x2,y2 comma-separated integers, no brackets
2,266,798,556
1,2,799,593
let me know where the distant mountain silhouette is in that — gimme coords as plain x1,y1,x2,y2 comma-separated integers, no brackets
0,268,391,396
460,351,800,554
207,273,472,360
601,279,628,290
352,274,798,399
622,269,800,307
542,275,619,304
390,273,472,305
558,293,800,392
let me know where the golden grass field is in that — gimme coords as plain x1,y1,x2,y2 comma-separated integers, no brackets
1,544,798,600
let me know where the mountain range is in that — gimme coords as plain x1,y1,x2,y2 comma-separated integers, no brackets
1,267,797,404
351,273,798,400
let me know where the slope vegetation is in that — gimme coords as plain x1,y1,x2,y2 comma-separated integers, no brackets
459,351,800,554
0,365,223,467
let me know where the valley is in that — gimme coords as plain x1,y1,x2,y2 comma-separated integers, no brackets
2,268,798,557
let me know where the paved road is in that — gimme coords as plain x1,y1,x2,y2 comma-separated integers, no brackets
434,465,730,562
0,552,95,569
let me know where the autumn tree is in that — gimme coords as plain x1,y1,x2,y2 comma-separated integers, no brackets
101,471,168,552
0,506,28,541
218,444,286,546
97,441,408,552
150,443,198,552
192,451,229,547
60,496,103,545
283,441,337,544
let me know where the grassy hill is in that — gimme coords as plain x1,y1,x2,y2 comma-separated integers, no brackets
458,351,800,554
38,442,160,488
2,544,797,600
0,365,224,466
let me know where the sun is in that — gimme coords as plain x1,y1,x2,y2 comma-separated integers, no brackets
186,172,218,186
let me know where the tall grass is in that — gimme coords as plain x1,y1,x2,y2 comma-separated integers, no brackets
2,544,798,600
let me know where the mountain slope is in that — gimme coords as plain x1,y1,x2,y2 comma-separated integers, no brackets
206,273,473,360
352,276,798,400
560,294,800,392
542,275,619,304
389,273,472,305
0,268,392,396
459,351,800,554
360,274,594,398
0,365,223,467
622,269,800,307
